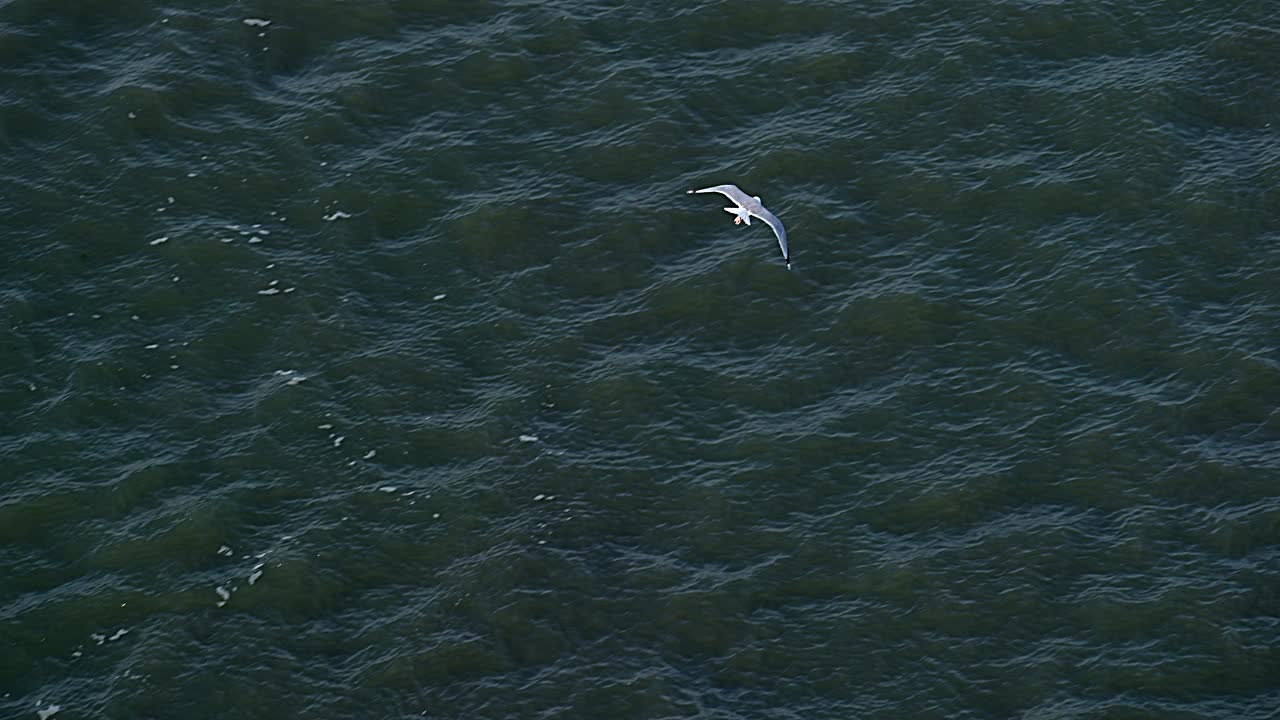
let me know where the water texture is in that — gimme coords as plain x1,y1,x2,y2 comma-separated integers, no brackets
2,1,1278,718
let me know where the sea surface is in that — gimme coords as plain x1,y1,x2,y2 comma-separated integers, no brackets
2,1,1278,718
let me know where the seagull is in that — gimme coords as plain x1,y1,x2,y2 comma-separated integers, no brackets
687,184,790,268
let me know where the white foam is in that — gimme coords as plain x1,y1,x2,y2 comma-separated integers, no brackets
248,564,264,585
215,585,231,607
433,293,447,301
318,424,332,430
258,288,280,295
363,450,376,460
145,344,158,350
108,629,128,642
323,210,352,221
380,486,397,493
149,236,169,246
37,704,61,720
519,435,539,443
243,18,271,27
218,545,233,556
333,436,345,447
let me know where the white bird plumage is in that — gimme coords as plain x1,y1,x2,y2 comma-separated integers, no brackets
687,184,790,269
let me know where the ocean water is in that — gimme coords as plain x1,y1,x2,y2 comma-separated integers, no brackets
2,1,1278,718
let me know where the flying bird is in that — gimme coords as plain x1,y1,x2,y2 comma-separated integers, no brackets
687,184,789,269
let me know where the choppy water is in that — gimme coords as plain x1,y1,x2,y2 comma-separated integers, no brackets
3,1,1278,718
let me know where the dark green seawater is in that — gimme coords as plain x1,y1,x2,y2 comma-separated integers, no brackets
3,0,1278,717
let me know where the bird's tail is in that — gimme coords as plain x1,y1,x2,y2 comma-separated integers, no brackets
724,207,750,224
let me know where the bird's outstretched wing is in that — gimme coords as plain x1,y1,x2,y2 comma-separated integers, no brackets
687,184,753,208
752,207,788,265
